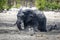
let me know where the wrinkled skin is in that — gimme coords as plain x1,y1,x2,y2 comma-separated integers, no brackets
16,9,47,32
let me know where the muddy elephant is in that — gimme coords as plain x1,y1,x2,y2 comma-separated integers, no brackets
16,8,47,32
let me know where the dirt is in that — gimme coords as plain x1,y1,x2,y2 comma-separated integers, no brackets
0,26,60,40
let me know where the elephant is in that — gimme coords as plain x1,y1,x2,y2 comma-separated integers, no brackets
16,8,47,32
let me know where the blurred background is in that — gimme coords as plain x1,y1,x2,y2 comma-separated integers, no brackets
0,0,60,12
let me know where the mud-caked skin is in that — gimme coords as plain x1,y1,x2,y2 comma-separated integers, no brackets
16,9,47,32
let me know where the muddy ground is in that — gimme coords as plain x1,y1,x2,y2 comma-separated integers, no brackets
0,10,60,40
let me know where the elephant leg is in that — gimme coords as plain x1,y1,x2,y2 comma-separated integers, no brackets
40,21,47,32
38,20,47,32
42,19,47,32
